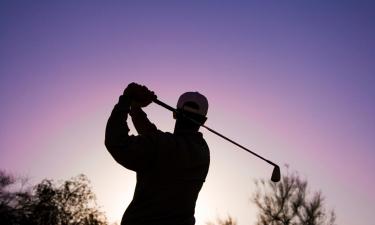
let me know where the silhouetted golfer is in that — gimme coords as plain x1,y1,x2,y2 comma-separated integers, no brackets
105,83,210,225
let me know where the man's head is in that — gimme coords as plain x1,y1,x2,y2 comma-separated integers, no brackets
174,92,208,132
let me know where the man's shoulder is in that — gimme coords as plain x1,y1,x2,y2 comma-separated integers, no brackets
149,130,173,137
144,130,174,141
147,130,206,145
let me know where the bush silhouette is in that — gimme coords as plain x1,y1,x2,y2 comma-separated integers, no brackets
0,170,108,225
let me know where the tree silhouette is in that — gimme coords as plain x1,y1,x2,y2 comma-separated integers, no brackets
0,170,108,225
252,168,336,225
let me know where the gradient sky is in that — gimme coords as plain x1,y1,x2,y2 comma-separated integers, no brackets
1,1,375,224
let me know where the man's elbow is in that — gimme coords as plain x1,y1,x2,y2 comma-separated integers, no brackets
104,137,111,149
105,138,120,153
104,137,119,154
104,140,123,163
104,141,137,171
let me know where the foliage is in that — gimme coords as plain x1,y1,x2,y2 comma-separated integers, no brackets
252,168,336,225
0,170,108,225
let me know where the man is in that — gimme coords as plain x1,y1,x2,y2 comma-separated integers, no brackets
105,83,210,225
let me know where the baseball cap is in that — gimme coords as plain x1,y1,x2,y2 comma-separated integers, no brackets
177,92,208,116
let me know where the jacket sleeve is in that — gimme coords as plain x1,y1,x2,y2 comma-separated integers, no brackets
105,96,155,172
130,107,157,135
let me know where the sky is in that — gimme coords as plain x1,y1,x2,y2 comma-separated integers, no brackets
1,1,375,224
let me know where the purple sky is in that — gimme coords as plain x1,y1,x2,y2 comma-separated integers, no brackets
1,1,375,224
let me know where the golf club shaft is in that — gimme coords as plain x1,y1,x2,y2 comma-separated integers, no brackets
153,98,277,167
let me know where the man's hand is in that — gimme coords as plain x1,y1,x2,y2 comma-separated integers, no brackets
123,83,157,108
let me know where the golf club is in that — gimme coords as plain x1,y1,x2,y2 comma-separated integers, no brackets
153,98,281,182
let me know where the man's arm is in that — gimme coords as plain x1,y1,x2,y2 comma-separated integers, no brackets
130,107,157,135
105,84,156,171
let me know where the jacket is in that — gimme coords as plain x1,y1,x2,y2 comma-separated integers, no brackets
105,98,210,225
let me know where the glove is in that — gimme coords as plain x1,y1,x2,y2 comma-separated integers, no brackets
122,82,157,108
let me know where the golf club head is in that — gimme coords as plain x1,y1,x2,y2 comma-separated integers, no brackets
271,165,281,182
